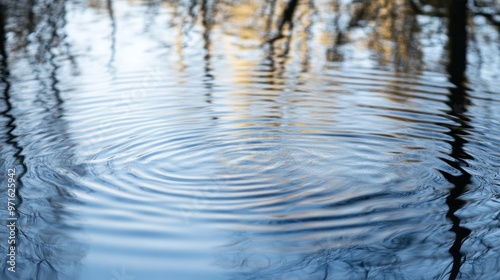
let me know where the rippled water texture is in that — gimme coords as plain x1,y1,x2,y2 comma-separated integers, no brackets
1,0,500,279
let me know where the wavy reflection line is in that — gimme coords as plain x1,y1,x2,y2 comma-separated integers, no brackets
0,2,27,217
48,10,64,107
201,0,216,106
442,1,472,279
107,0,116,68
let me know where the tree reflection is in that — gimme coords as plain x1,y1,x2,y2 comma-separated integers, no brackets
442,1,472,279
0,1,86,279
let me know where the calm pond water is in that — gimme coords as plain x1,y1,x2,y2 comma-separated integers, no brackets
1,0,499,279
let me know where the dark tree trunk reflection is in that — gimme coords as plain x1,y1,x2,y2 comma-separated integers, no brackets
443,0,472,279
447,0,468,85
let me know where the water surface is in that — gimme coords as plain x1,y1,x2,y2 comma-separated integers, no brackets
1,0,499,279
